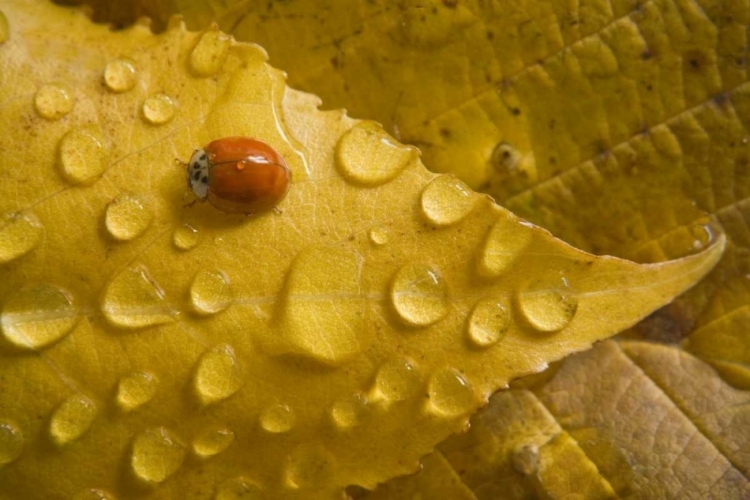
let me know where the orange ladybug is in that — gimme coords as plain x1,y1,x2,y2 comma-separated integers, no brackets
186,137,291,215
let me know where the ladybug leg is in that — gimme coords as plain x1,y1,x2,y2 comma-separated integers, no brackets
183,198,198,209
174,158,187,168
273,206,284,215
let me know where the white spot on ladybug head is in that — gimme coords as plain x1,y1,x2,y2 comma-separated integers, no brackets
187,149,210,199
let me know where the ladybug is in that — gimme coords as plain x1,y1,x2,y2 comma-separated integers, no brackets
186,137,291,215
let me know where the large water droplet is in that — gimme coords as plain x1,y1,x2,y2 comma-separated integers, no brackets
368,225,389,246
194,344,242,405
336,122,416,186
34,84,73,120
390,263,449,327
103,59,137,93
101,265,174,329
215,477,264,500
467,298,510,348
517,276,578,332
192,426,234,457
260,404,294,434
0,10,8,44
420,175,477,227
172,223,199,251
278,246,363,365
372,358,422,402
105,193,153,241
427,368,476,416
116,371,157,411
131,427,186,483
477,212,532,278
1,284,79,350
50,394,97,445
190,269,232,315
284,445,336,489
0,211,43,264
330,393,369,429
58,126,107,185
190,29,232,77
0,419,23,465
72,488,117,500
142,94,175,125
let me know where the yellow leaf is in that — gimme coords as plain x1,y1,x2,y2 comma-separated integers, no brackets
0,1,727,498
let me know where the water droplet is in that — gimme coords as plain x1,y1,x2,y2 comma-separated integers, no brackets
260,404,294,434
101,265,174,329
284,444,336,489
103,59,137,92
368,225,389,246
58,126,107,185
0,10,8,44
116,371,157,411
491,142,521,173
50,394,97,445
330,393,369,429
34,84,73,120
1,284,79,350
172,223,199,251
477,212,532,278
215,477,264,500
336,121,416,186
690,222,716,251
518,276,578,332
72,488,117,500
192,426,234,457
427,368,476,416
0,419,23,465
105,193,153,241
511,444,539,475
194,344,242,405
0,211,43,264
373,358,422,402
131,427,186,483
190,269,232,315
190,29,232,77
420,175,477,227
390,263,449,327
278,246,363,365
467,298,510,347
142,94,175,125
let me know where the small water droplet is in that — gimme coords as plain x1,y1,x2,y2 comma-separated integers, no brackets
420,175,477,227
278,246,363,365
477,212,532,278
336,121,416,186
1,284,79,350
0,419,23,465
142,94,175,125
0,10,8,44
467,298,510,347
101,265,174,329
194,344,242,405
284,445,336,489
190,29,232,77
427,368,476,416
215,477,264,500
172,223,199,250
192,426,234,457
58,126,107,185
190,269,232,315
390,263,449,327
105,193,153,241
131,427,186,483
690,222,716,251
0,211,43,264
50,394,97,445
330,393,369,429
372,358,421,402
368,225,389,246
34,84,73,120
511,444,539,475
491,142,521,173
116,371,157,411
103,59,137,92
518,276,578,332
260,404,294,434
72,488,117,500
